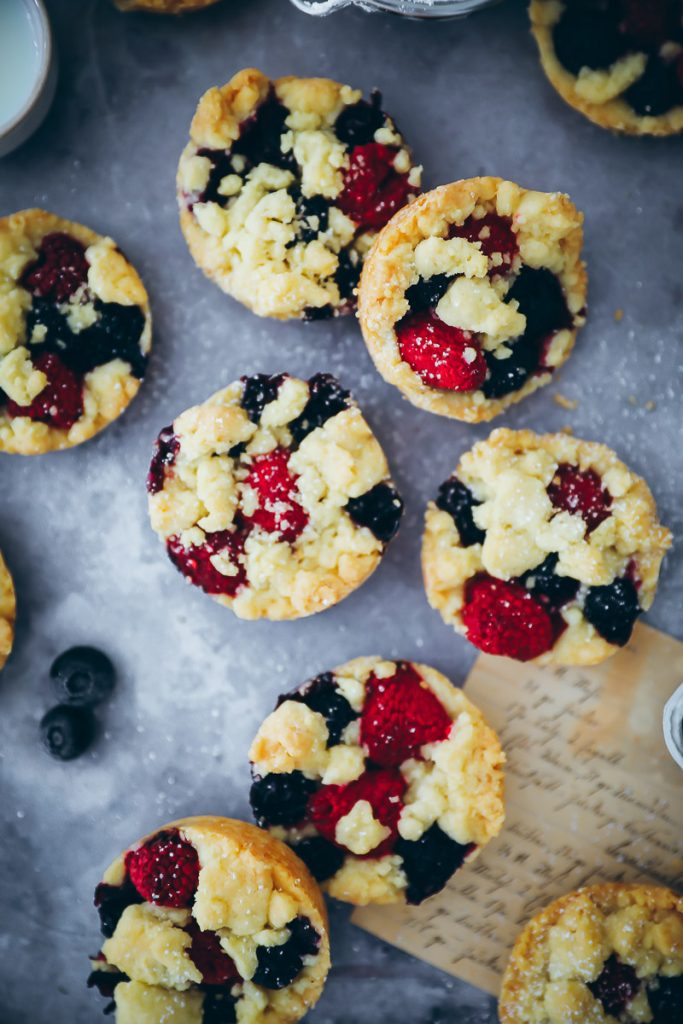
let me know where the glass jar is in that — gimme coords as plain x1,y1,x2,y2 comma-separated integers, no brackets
289,0,501,18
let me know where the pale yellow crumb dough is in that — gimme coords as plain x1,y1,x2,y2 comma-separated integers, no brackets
0,551,16,671
422,428,671,667
500,883,683,1024
0,209,152,455
94,817,330,1024
177,67,421,320
530,1,683,136
148,375,402,620
113,0,221,12
357,177,586,422
250,657,506,906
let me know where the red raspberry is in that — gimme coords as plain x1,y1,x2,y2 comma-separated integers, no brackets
360,663,452,767
187,922,240,986
547,463,612,533
337,143,413,230
166,529,247,596
620,0,677,47
450,213,518,276
462,574,554,661
20,232,90,302
125,829,200,908
5,352,83,430
243,448,309,543
396,311,487,392
307,768,406,858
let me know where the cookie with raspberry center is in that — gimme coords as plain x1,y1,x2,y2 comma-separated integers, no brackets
358,177,586,422
422,428,671,666
249,657,505,906
147,373,404,621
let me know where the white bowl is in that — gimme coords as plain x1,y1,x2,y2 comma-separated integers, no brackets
0,0,57,159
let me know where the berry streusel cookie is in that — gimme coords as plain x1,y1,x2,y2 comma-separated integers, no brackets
89,817,330,1023
422,429,671,666
147,373,403,620
0,551,16,671
177,67,422,320
357,177,586,422
500,883,683,1024
530,1,683,136
0,210,151,455
113,0,220,11
249,657,505,906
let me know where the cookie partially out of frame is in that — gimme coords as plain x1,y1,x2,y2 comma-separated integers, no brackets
500,883,683,1024
249,656,505,906
422,428,671,666
89,816,330,1024
530,1,683,136
177,67,422,320
358,177,586,422
0,210,151,455
147,372,404,620
0,551,16,671
113,0,221,12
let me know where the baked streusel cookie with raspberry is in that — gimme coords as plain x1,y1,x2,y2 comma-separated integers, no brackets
177,67,421,320
89,817,330,1023
530,1,683,135
358,177,586,422
422,428,671,666
113,0,220,11
249,657,505,906
500,883,683,1024
0,551,16,672
147,373,403,620
0,210,151,455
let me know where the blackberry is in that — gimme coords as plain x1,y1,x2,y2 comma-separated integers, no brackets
404,273,451,314
346,482,404,544
50,646,115,708
482,335,539,399
231,89,294,171
252,917,318,990
334,249,361,304
395,825,473,905
240,373,286,423
196,148,237,207
506,267,571,343
294,193,329,243
520,554,580,608
290,836,345,882
334,91,385,147
40,705,96,761
282,672,358,747
202,987,238,1024
80,301,147,379
553,9,626,75
588,955,640,1017
435,478,484,547
94,880,143,938
147,426,180,495
647,973,683,1023
87,967,129,1000
288,373,351,445
249,771,316,827
583,577,640,646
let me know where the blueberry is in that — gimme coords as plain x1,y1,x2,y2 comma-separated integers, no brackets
50,646,115,708
346,482,404,544
481,335,539,399
288,373,351,445
287,916,320,957
505,267,571,343
290,836,345,882
624,56,683,118
202,988,238,1024
294,193,329,243
94,880,143,937
240,373,286,424
395,824,472,905
334,91,385,147
282,672,358,747
435,478,484,547
588,955,640,1017
520,554,580,608
250,771,316,828
404,274,451,314
40,705,96,760
583,577,640,646
553,9,627,75
252,916,318,990
231,90,294,171
648,973,683,1023
147,426,180,495
80,301,147,379
334,249,362,303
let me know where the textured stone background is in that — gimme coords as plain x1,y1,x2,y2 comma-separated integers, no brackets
0,0,681,1021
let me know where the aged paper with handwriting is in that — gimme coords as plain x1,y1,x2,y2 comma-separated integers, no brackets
352,622,683,996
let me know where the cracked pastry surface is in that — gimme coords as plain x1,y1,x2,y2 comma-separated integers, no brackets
177,67,422,320
113,0,220,11
0,209,151,455
357,177,586,422
422,428,671,667
89,817,330,1024
249,656,505,906
530,1,683,136
0,551,16,672
500,883,683,1024
147,372,403,620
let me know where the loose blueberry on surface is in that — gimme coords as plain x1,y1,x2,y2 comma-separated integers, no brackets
648,973,683,1023
583,577,640,645
404,273,451,314
294,193,329,243
125,829,200,908
334,91,385,147
346,482,404,544
395,824,473,905
231,90,294,171
167,529,247,596
624,55,683,116
588,955,640,1016
40,705,96,760
250,771,317,827
435,478,485,547
202,988,238,1024
553,8,627,75
94,880,143,938
50,646,115,708
5,352,84,430
289,836,345,882
519,554,580,608
288,373,351,446
252,916,318,989
240,373,286,424
147,426,180,495
20,232,90,302
283,672,358,747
